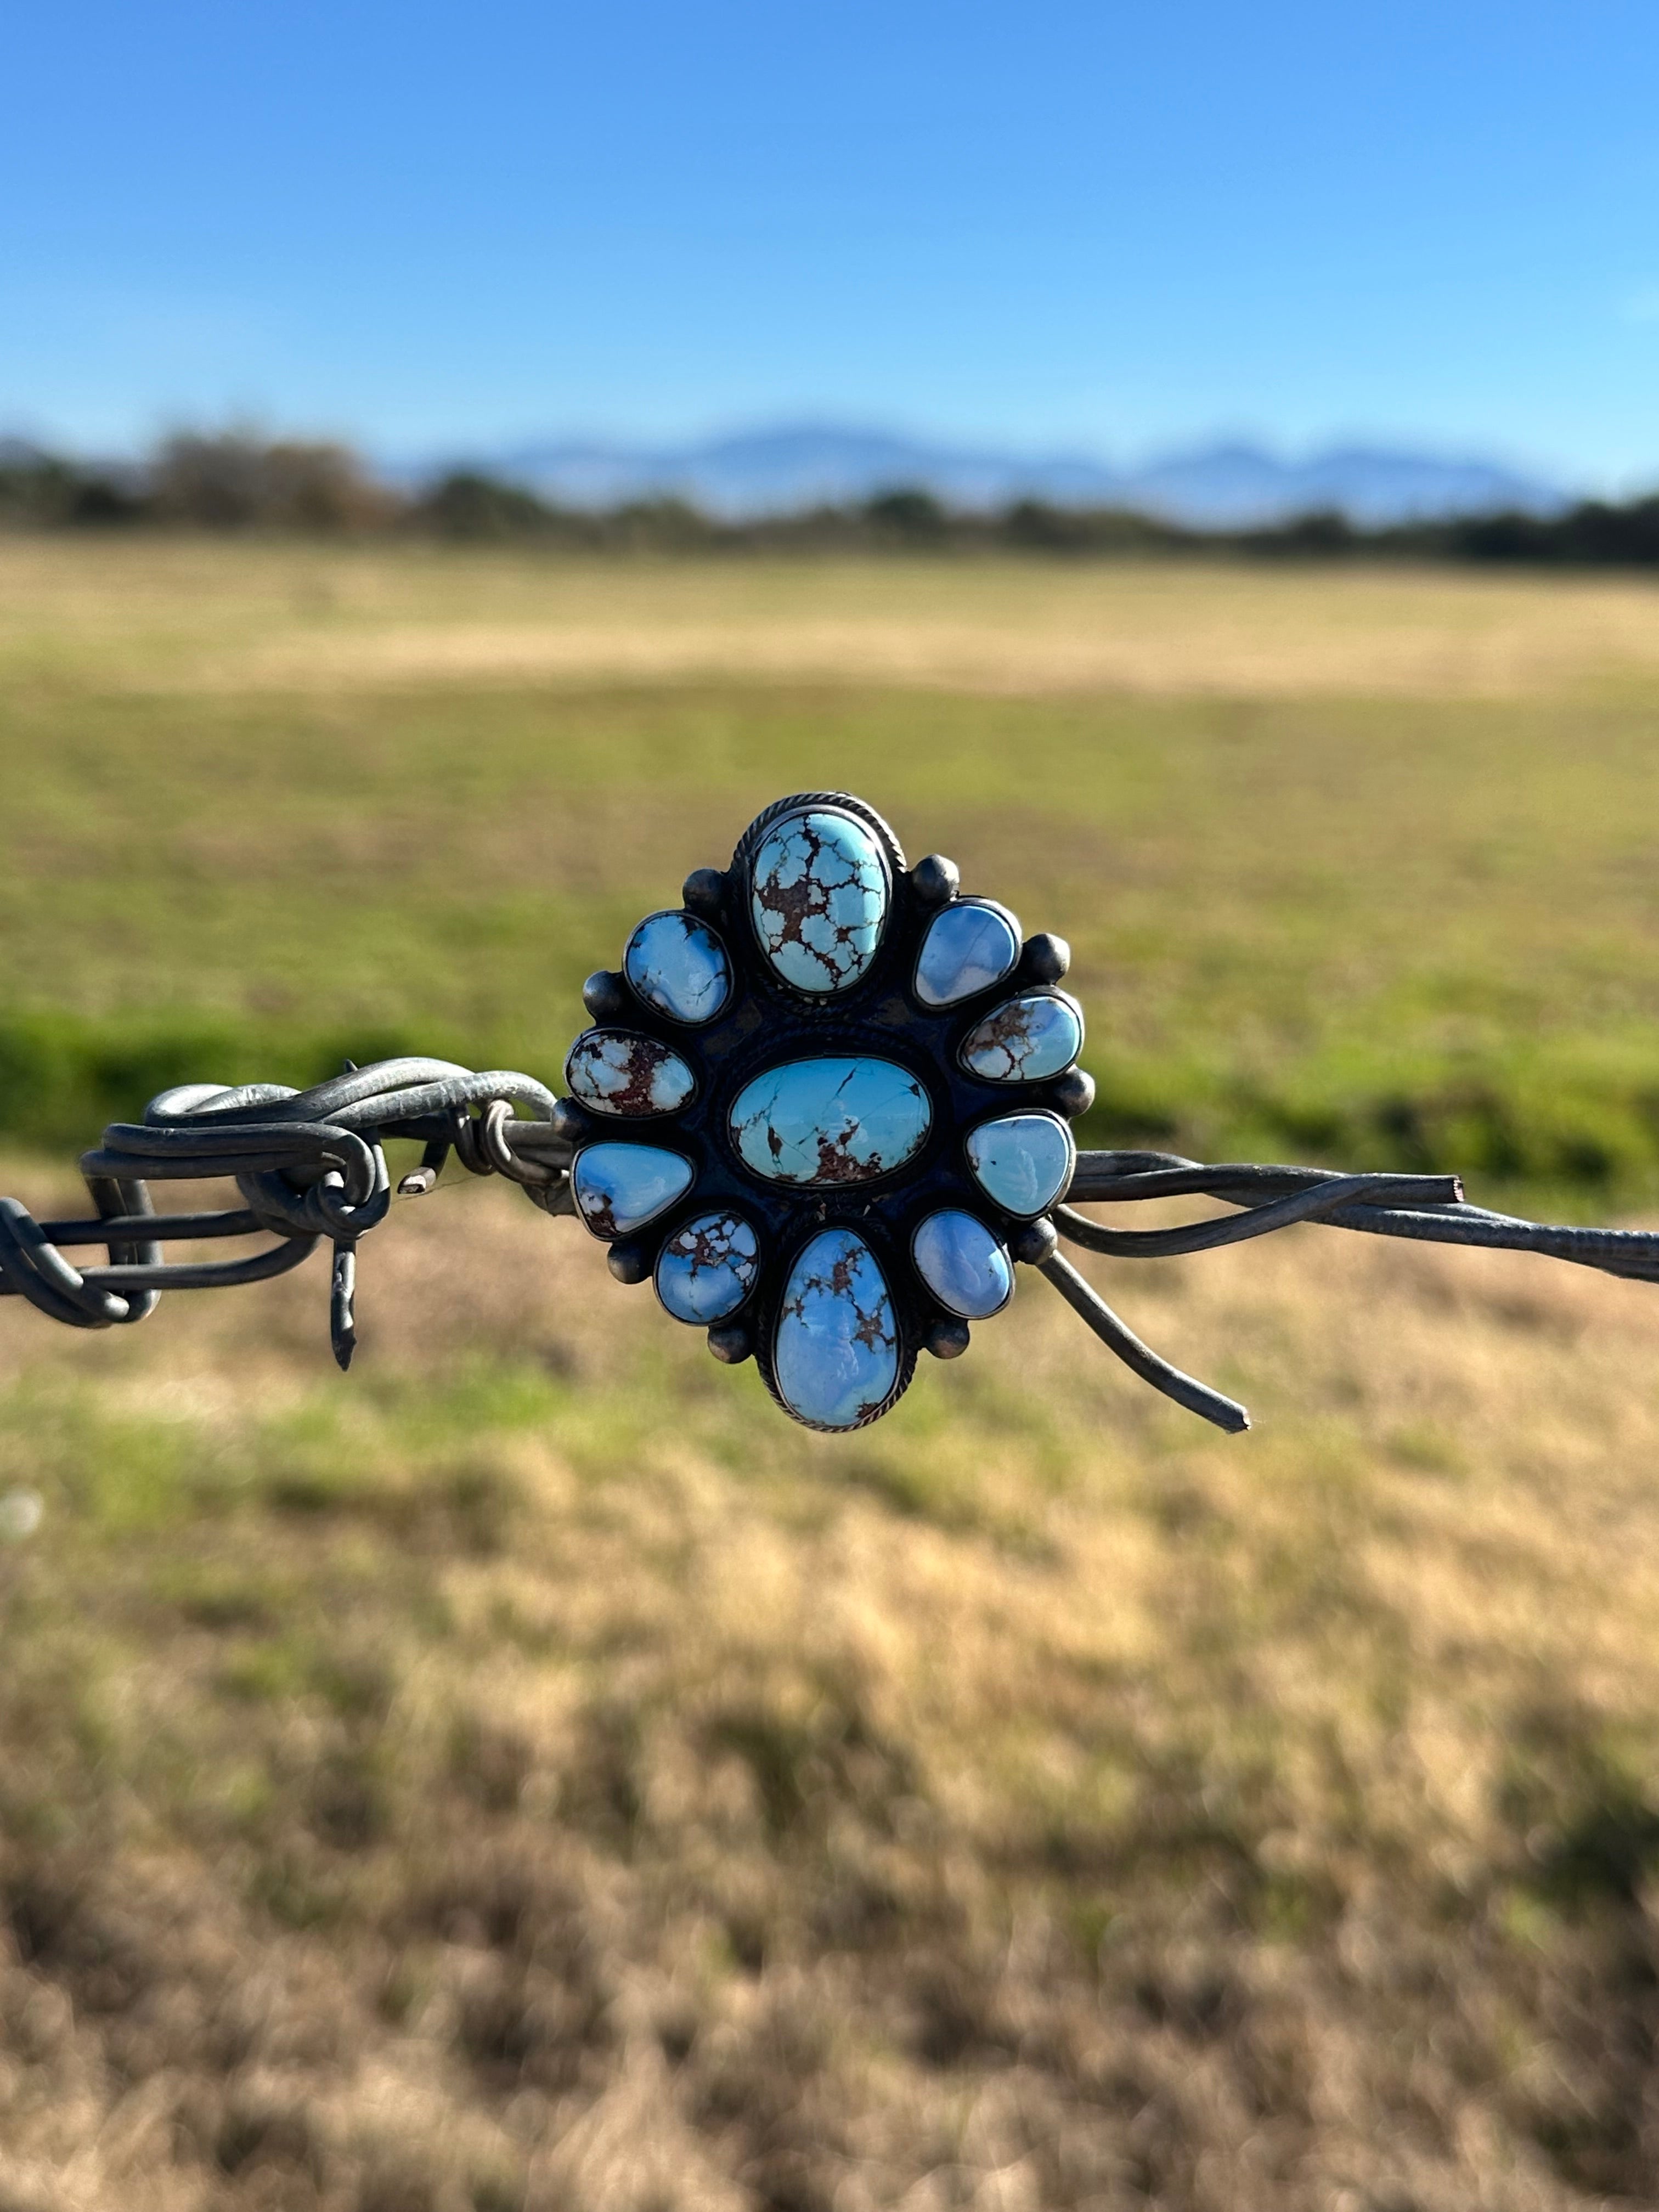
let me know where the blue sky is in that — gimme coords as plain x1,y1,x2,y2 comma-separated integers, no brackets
5,2,1659,486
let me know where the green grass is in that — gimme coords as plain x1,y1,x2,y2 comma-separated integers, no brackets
4,622,1659,1190
10,544,1659,2208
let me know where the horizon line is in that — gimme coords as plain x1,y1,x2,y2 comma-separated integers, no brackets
0,413,1585,490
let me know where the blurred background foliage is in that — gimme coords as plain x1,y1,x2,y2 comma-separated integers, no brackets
8,427,1659,566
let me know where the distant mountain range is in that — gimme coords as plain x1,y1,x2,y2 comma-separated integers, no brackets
422,423,1568,528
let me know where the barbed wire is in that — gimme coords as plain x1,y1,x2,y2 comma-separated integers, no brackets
1045,1151,1659,1432
0,1059,567,1367
2,1057,1656,1430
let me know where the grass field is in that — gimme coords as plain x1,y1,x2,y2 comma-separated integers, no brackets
5,539,1659,1189
5,542,1659,2210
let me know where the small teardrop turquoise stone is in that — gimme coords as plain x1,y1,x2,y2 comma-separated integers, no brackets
730,1057,931,1186
773,1228,900,1429
960,992,1084,1082
565,1030,696,1115
964,1113,1075,1217
571,1143,693,1238
748,808,889,994
655,1209,759,1323
914,900,1020,1007
912,1210,1014,1318
624,910,732,1026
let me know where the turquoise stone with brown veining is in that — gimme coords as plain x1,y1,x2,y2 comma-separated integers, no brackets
748,808,889,993
565,1029,696,1115
959,991,1084,1082
773,1228,900,1430
655,1209,759,1323
571,1143,693,1239
730,1057,931,1186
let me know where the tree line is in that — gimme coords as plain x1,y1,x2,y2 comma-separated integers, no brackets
5,429,1659,566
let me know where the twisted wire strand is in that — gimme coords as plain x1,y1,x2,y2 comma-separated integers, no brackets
1063,1149,1659,1279
1066,1154,1464,1207
3,1068,1657,1437
1050,1147,1659,1429
1053,1171,1468,1260
0,1058,568,1365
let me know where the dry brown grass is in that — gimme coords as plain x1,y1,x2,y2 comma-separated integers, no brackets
8,539,1659,2208
7,1172,1659,2210
7,538,1659,700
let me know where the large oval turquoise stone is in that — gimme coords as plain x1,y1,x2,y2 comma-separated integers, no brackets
730,1057,931,1186
912,1210,1014,1318
565,1029,696,1115
960,991,1084,1082
914,900,1021,1007
624,910,732,1026
774,1228,900,1430
655,1209,759,1323
964,1113,1075,1217
748,808,889,994
571,1143,693,1238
